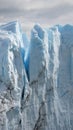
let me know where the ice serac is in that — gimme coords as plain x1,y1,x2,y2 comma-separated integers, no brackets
22,24,49,130
0,21,29,130
30,24,49,82
0,21,25,61
24,25,61,130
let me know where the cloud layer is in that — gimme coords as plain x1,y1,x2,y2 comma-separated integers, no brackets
0,0,73,33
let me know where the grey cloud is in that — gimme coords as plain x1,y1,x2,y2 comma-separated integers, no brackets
27,3,73,20
0,2,73,20
0,0,73,32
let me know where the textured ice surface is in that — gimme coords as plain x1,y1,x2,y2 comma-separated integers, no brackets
0,21,73,130
0,21,30,130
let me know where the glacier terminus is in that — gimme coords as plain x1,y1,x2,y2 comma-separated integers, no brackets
0,21,73,130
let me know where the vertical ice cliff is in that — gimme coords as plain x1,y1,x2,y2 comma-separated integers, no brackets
22,24,49,130
0,21,29,130
23,24,73,130
0,21,73,130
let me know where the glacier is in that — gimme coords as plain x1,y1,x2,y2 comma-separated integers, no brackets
0,21,73,130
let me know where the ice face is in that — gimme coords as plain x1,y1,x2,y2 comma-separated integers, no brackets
29,25,48,82
23,24,73,130
0,21,73,130
0,22,30,130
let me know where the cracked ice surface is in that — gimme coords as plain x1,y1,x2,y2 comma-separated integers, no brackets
0,21,29,130
0,21,73,130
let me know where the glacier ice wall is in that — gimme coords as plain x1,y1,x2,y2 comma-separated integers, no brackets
0,21,73,130
0,21,30,130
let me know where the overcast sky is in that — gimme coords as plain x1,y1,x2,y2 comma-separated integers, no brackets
0,0,73,34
